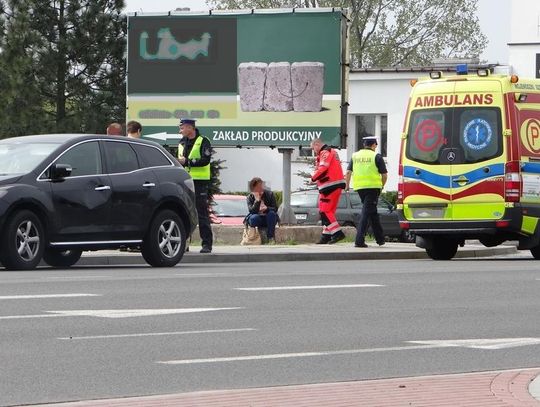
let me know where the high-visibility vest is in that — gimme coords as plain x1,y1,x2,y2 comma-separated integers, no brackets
178,136,211,180
352,149,383,190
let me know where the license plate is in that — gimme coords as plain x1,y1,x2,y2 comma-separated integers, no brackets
295,214,308,220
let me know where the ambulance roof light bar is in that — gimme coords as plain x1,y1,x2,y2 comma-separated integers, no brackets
456,64,468,75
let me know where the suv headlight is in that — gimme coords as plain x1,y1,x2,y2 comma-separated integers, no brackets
184,177,195,193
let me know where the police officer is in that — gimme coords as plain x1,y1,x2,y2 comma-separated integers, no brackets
178,118,213,253
345,137,388,248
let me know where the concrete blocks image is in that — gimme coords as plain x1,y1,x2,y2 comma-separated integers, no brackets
264,62,293,112
292,62,324,112
238,61,325,112
238,62,268,112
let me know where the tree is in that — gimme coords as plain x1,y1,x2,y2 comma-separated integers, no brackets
0,0,126,138
205,0,487,68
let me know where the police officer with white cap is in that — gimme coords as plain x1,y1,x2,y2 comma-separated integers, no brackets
345,136,388,248
178,118,213,253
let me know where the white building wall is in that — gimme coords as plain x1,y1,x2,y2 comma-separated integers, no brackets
347,72,420,190
214,147,318,192
510,0,540,43
508,0,540,77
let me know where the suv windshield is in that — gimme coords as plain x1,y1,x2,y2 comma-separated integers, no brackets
0,142,60,175
406,107,502,165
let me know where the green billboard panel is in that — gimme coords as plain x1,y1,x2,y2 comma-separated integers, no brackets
127,9,347,147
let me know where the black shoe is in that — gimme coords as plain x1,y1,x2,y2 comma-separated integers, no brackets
377,241,386,247
329,230,346,244
200,246,212,254
355,243,368,248
316,235,332,244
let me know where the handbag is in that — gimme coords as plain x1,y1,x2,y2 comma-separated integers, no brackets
241,226,262,246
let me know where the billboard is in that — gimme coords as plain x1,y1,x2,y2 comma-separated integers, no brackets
127,9,348,147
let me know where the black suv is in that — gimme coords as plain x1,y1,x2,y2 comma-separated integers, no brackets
0,134,197,270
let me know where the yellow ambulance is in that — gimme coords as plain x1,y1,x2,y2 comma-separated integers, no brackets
398,65,540,260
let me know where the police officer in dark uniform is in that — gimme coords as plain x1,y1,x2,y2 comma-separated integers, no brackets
177,118,213,253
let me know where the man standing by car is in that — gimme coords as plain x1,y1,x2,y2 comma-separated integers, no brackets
178,118,213,253
310,138,346,244
345,137,388,248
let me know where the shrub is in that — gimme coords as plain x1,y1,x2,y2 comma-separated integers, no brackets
381,191,398,206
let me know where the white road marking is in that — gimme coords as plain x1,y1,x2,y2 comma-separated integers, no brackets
158,344,446,365
235,284,384,291
0,307,242,320
0,314,65,320
159,337,540,365
45,276,108,280
58,328,256,340
407,338,540,350
0,293,100,300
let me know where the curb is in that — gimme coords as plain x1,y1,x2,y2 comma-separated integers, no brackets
76,245,518,266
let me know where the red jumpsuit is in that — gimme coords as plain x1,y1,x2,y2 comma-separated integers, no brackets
311,145,346,238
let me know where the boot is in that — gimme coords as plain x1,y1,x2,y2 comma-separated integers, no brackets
316,234,331,244
329,230,346,244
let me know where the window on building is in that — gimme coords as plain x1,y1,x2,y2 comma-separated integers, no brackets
355,114,388,157
536,53,540,79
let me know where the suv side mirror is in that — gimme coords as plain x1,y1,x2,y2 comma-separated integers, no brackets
50,164,72,180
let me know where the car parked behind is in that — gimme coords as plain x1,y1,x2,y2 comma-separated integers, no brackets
212,194,246,226
0,134,198,270
285,189,414,242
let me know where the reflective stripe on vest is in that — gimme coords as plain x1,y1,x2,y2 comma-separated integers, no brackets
352,149,383,190
178,136,211,180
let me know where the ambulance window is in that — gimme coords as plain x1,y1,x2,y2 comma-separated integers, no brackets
458,108,501,163
407,110,446,164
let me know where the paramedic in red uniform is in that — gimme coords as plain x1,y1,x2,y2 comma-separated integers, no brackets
310,138,346,244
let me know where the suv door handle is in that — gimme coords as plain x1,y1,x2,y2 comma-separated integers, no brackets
142,182,156,188
94,185,111,191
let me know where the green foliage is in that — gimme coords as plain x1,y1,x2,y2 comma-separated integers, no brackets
205,0,487,68
295,156,316,189
0,0,126,138
380,190,398,206
273,191,283,208
209,157,227,203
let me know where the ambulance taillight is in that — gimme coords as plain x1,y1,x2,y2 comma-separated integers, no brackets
398,164,404,204
504,161,522,203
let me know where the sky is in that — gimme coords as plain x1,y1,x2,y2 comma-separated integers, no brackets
124,0,512,64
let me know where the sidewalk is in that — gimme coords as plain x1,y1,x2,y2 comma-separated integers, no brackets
78,242,518,266
33,368,540,406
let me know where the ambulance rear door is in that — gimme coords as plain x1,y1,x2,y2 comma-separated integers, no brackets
448,80,506,221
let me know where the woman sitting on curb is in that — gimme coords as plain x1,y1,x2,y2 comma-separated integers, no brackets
245,177,279,244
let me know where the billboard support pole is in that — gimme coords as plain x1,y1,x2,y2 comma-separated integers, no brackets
278,148,296,225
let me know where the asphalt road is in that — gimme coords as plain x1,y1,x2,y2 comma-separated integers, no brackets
1,255,540,406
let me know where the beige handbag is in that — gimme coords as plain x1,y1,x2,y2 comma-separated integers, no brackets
241,226,262,246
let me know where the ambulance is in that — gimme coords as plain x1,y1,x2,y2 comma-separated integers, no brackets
398,65,540,260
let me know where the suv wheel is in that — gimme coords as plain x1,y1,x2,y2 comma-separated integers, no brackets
426,239,458,260
43,248,83,268
141,209,186,267
0,210,44,270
